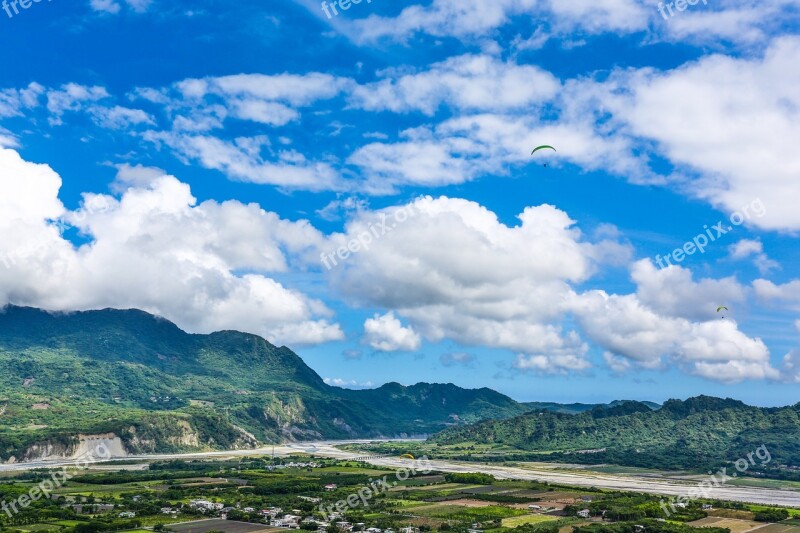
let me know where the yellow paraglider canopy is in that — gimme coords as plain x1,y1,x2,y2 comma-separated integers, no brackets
400,453,415,460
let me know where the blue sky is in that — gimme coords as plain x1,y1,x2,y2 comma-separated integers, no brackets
1,0,799,407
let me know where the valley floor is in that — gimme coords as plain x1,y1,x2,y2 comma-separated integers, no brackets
1,441,798,507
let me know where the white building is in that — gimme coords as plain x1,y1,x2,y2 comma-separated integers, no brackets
577,509,591,518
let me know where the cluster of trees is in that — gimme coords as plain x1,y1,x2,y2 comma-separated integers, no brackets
433,397,800,474
443,473,495,484
573,521,730,533
754,509,790,522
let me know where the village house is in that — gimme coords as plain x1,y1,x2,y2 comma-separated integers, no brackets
274,514,302,528
577,509,591,518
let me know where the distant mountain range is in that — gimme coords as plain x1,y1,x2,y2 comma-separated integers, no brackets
7,305,787,474
0,306,536,461
522,400,661,415
432,396,800,474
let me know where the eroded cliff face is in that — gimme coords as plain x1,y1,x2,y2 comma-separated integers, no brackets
11,433,127,463
263,394,322,441
6,414,261,463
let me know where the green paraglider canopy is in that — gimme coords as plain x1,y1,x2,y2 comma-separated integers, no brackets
531,145,557,155
716,306,729,313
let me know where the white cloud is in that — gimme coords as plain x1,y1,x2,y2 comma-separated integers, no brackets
783,350,800,383
88,105,155,130
0,148,342,346
569,290,776,382
728,239,779,274
330,197,608,367
90,0,121,14
323,377,376,389
607,37,800,231
0,83,44,118
316,196,369,222
348,0,649,43
90,0,153,14
631,260,747,321
46,84,110,125
603,351,633,374
344,0,795,49
349,110,648,193
317,196,774,382
110,163,168,193
142,132,344,192
350,54,560,115
363,312,422,352
753,279,800,311
661,0,800,46
513,348,592,375
158,73,352,131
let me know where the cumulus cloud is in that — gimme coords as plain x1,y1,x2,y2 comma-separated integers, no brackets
631,260,747,321
363,312,422,352
110,163,168,193
0,148,342,346
328,197,602,370
321,196,776,382
606,37,800,230
569,290,776,382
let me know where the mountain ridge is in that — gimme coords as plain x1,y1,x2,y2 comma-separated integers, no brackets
431,394,800,473
0,305,529,461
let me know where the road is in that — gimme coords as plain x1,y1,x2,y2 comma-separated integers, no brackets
2,440,798,507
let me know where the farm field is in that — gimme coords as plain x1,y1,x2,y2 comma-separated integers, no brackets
502,514,560,527
166,519,280,533
687,517,769,533
0,453,797,533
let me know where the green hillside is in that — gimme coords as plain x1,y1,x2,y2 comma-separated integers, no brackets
0,306,529,461
431,397,800,475
522,399,661,415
